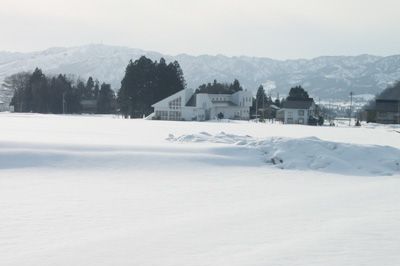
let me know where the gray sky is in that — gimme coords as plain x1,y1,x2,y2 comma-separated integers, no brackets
0,0,399,59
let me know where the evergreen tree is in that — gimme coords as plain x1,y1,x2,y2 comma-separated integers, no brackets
64,86,82,114
374,80,400,100
255,85,269,119
117,56,186,118
287,86,310,100
274,98,281,108
230,79,242,93
48,75,69,114
94,80,100,98
97,83,115,114
171,60,186,91
30,68,48,113
84,77,95,99
256,85,267,109
76,80,86,98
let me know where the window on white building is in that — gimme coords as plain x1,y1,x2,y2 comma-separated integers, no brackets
169,111,181,121
156,110,168,120
168,97,181,110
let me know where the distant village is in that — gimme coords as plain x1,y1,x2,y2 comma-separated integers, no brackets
1,56,399,125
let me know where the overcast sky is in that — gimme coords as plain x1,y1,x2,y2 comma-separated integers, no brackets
0,0,399,59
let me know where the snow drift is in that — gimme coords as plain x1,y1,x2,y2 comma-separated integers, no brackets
168,132,400,176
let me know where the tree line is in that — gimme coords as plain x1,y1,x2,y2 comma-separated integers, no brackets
7,56,186,117
7,56,319,119
7,68,115,114
195,79,243,94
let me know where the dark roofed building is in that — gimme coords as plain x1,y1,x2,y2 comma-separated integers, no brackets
80,99,97,114
281,99,314,109
278,99,316,125
375,99,400,124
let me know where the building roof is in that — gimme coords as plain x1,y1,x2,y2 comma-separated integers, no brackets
80,99,97,107
268,104,280,110
185,94,196,107
282,99,314,109
152,89,186,108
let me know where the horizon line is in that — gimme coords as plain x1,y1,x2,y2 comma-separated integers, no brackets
0,43,397,62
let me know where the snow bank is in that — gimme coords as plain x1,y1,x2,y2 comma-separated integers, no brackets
168,132,400,176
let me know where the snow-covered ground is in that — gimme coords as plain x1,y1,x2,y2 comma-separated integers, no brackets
1,113,399,266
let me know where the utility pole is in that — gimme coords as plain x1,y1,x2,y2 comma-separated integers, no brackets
349,92,353,126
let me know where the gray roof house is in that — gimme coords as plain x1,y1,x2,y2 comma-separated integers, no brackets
277,99,316,124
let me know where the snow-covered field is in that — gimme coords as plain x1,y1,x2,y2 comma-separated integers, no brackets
1,113,399,266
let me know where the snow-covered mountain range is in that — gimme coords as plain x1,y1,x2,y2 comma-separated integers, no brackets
1,44,399,104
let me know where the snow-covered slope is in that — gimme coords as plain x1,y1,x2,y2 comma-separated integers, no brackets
1,44,400,105
0,113,400,266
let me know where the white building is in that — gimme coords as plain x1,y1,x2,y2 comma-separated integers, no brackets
151,89,253,121
278,99,316,124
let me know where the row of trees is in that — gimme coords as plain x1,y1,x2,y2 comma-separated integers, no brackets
251,85,282,119
195,79,243,94
7,56,187,117
255,85,282,108
7,68,115,114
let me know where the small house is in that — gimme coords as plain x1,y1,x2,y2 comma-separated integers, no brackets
279,99,316,124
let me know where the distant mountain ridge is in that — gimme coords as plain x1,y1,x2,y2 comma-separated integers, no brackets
1,44,399,104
